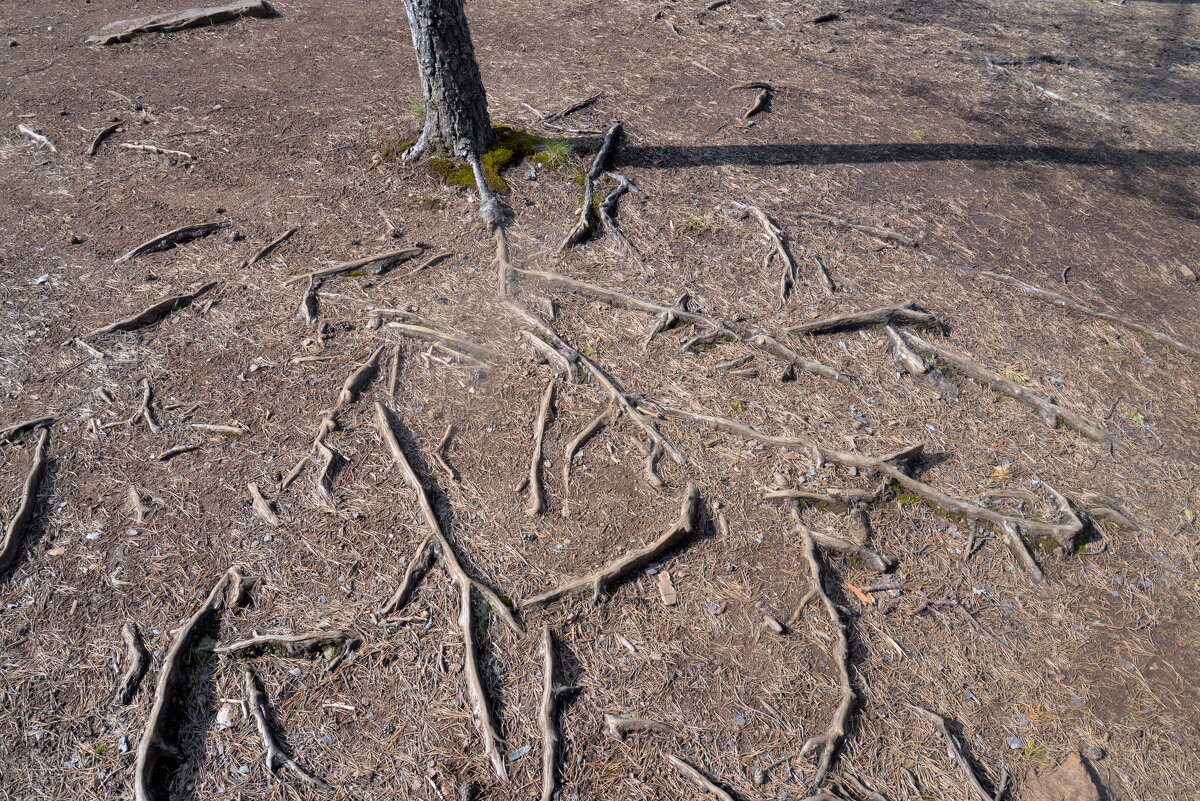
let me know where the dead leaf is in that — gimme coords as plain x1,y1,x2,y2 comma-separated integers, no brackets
843,581,875,605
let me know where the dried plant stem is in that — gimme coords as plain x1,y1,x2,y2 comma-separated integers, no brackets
525,482,699,607
526,380,557,516
116,622,149,705
0,429,50,577
244,667,332,791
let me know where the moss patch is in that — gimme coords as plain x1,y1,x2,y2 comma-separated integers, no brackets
429,125,544,194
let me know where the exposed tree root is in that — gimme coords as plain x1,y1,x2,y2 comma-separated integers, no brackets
116,622,150,705
298,275,319,325
458,577,509,781
18,124,57,152
0,415,55,444
114,224,223,263
561,405,614,518
119,142,196,162
128,487,149,523
526,380,558,516
1002,521,1047,583
157,443,203,461
216,630,360,660
381,533,437,616
132,378,163,433
798,528,854,794
918,251,1200,360
797,210,917,247
385,322,502,363
336,345,385,411
433,424,458,481
373,402,523,634
794,523,897,574
802,244,837,294
0,429,50,577
539,626,576,801
787,302,938,336
247,482,281,526
511,264,850,382
731,82,774,120
643,293,690,351
540,93,602,122
898,329,1115,446
668,755,736,801
884,325,958,397
598,172,644,266
524,482,699,607
561,122,621,249
741,204,800,305
911,706,1007,801
603,714,680,740
86,281,217,338
134,568,244,801
523,330,579,381
658,405,1087,546
242,225,299,269
283,247,422,286
86,121,121,156
244,667,333,792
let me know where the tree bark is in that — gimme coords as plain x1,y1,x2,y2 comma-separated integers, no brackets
404,0,494,159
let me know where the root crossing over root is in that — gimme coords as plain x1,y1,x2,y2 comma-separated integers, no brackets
598,172,644,266
0,415,54,444
244,667,333,792
526,380,557,516
114,223,224,263
911,706,1007,801
741,204,800,305
561,122,621,249
668,755,736,801
0,428,50,577
86,282,217,338
798,528,854,794
524,482,699,607
134,568,244,801
116,622,150,705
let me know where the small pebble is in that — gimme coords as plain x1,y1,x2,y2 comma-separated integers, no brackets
238,765,250,774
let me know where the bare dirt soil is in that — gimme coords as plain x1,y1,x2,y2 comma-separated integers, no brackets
1,1,1198,800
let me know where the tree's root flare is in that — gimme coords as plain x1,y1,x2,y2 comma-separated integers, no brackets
787,302,938,336
911,706,1008,801
538,627,577,801
85,281,217,338
244,667,333,792
0,428,50,578
242,226,299,269
524,482,698,608
668,754,736,801
561,404,614,518
899,329,1116,447
134,568,245,801
116,622,150,705
216,630,360,664
373,402,523,634
525,380,557,516
114,223,223,264
0,415,55,445
561,122,621,249
603,714,680,741
797,528,853,794
282,247,422,287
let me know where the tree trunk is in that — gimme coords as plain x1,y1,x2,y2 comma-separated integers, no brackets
404,0,493,159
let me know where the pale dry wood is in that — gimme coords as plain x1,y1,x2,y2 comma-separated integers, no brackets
381,533,437,616
525,482,699,607
115,225,223,264
247,482,281,526
884,324,958,397
526,380,557,516
0,415,54,444
17,124,57,152
88,0,273,45
787,302,937,336
216,630,359,658
742,204,799,305
538,627,575,801
795,523,897,574
134,568,243,801
603,714,679,740
561,405,613,518
242,225,299,268
561,122,621,249
911,706,1000,801
459,578,509,781
798,209,916,247
282,247,422,286
127,487,149,523
298,274,319,325
0,429,50,577
386,322,501,363
86,281,216,338
116,622,150,705
120,142,195,161
668,755,736,801
1001,521,1048,583
157,443,203,461
598,172,644,266
244,667,333,792
336,345,385,411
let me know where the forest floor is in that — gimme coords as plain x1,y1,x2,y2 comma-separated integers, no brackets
1,0,1198,800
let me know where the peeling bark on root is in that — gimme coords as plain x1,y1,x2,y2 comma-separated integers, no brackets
899,329,1115,446
539,627,575,801
242,226,299,269
797,529,854,794
244,667,333,792
216,630,360,660
603,714,680,741
787,302,938,336
381,533,437,616
561,405,614,518
86,281,216,338
0,429,50,578
660,405,1087,545
373,402,523,635
525,482,699,607
0,415,55,444
526,380,557,516
667,755,736,801
134,568,244,801
460,579,509,781
116,622,150,705
911,706,1006,801
561,122,621,249
283,247,422,287
114,224,224,264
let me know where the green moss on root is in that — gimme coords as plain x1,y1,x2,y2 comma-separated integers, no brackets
429,125,544,194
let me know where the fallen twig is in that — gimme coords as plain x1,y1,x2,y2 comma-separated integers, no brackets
668,755,736,801
283,247,422,286
116,622,150,705
911,706,1002,801
0,429,50,577
561,122,621,249
526,380,557,516
120,142,195,162
787,302,938,336
17,124,57,152
603,714,679,741
244,667,333,792
524,482,698,607
86,122,121,156
134,568,244,801
248,482,281,526
242,226,299,268
797,528,853,793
